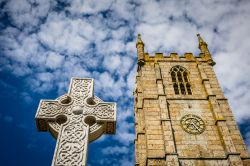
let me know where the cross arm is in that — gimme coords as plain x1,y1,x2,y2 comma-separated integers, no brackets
35,99,64,131
83,102,116,134
91,102,116,121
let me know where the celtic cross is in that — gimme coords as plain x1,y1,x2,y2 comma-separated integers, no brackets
35,78,116,166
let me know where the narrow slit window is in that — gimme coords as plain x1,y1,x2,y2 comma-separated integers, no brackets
170,66,192,95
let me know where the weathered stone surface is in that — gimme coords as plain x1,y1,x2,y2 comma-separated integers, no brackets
36,78,116,166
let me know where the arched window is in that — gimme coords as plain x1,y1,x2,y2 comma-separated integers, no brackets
170,65,192,95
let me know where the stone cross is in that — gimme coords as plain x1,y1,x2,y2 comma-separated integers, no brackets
35,78,116,166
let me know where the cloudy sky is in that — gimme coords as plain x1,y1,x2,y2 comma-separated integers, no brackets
0,0,250,165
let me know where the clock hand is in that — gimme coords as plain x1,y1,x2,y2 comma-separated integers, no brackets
191,121,201,132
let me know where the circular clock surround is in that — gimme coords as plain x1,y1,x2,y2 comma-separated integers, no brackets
180,114,205,134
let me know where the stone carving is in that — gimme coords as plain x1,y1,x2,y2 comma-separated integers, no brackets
55,114,88,166
180,114,205,134
38,101,63,117
35,78,116,166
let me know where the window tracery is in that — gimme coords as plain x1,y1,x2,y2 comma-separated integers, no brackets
170,65,192,95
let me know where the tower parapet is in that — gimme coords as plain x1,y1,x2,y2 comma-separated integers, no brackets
136,34,216,66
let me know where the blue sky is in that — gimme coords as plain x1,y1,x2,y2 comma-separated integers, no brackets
0,0,250,165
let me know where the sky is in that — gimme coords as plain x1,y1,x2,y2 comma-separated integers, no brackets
0,0,250,165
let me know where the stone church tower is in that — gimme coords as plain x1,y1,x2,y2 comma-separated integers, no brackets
134,34,250,165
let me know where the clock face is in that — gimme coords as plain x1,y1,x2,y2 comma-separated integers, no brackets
180,114,205,134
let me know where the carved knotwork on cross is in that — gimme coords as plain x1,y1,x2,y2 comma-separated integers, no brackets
35,78,116,166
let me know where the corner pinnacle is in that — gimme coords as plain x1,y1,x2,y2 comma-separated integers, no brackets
136,34,144,47
197,33,207,47
196,34,215,65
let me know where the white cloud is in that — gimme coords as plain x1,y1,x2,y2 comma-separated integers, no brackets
102,146,129,155
103,54,121,72
5,0,52,29
66,0,113,15
112,0,137,21
94,71,126,99
137,0,168,24
37,72,54,82
45,52,64,69
115,130,134,146
117,108,133,121
103,54,133,78
126,65,136,97
113,109,134,145
38,12,91,55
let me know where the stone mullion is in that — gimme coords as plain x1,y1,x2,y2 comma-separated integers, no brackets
155,63,179,165
175,72,181,95
181,71,188,95
172,71,181,95
197,63,243,165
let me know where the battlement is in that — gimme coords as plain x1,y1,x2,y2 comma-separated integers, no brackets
143,52,208,62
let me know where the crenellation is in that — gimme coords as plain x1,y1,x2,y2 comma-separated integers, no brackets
139,50,220,67
184,52,195,59
155,52,164,58
170,52,179,60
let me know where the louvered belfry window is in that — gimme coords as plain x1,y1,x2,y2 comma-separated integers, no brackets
170,65,192,95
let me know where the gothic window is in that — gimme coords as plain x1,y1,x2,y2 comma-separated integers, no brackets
170,65,192,95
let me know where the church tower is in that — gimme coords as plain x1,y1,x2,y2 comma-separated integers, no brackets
134,34,250,165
